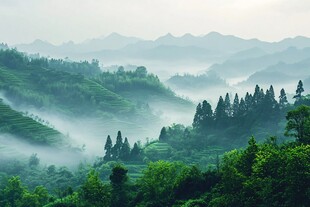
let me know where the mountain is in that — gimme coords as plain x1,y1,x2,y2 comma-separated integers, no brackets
209,47,310,79
14,33,142,58
238,57,310,86
166,72,228,91
12,32,310,67
227,47,268,60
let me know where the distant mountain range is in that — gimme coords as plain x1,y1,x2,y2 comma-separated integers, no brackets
12,32,310,63
209,47,310,79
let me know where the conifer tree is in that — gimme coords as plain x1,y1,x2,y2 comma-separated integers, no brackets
131,142,141,160
193,103,203,129
239,98,247,115
232,93,239,117
104,135,113,161
159,127,168,141
224,93,232,116
245,92,252,110
253,85,260,105
215,96,226,120
119,137,131,161
112,131,123,160
201,100,213,128
279,88,288,106
293,80,304,102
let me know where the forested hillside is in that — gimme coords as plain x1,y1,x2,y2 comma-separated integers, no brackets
1,104,309,206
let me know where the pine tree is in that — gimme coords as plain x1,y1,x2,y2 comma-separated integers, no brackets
112,131,123,160
239,98,246,116
131,142,141,160
253,85,260,105
119,137,131,161
245,92,252,110
232,93,239,117
293,80,304,102
104,135,113,161
215,96,226,120
159,127,167,141
279,88,288,107
224,93,231,116
201,100,213,128
193,103,203,129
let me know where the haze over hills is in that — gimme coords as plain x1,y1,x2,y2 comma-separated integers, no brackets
14,32,310,62
10,32,310,105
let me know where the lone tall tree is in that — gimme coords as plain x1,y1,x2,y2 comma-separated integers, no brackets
293,80,304,103
104,135,113,161
279,88,288,107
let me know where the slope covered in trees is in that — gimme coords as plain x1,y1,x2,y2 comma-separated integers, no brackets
1,122,309,206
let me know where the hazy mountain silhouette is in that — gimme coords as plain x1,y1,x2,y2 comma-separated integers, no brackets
209,47,310,79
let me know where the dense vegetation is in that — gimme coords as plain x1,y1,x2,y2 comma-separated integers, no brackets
0,48,309,206
1,109,309,206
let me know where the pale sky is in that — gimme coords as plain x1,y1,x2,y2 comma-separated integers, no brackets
1,0,310,45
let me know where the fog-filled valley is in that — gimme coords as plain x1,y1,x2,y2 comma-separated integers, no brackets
1,30,310,206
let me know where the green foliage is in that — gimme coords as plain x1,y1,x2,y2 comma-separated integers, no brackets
285,105,310,144
110,165,129,207
80,170,111,207
104,135,113,161
136,161,186,207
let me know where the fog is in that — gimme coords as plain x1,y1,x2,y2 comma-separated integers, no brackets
0,134,84,166
0,90,196,162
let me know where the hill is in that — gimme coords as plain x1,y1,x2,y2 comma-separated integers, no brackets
0,99,64,146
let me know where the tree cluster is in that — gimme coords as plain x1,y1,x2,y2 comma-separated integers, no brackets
103,131,142,162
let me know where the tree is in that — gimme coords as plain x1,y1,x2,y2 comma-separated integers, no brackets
238,136,258,176
285,105,310,144
159,127,168,141
119,137,131,161
137,161,186,207
80,170,111,207
224,93,232,116
239,98,247,116
2,176,26,207
110,165,128,207
253,85,260,105
201,100,213,129
293,80,304,102
193,103,203,129
104,135,113,161
279,88,288,107
29,153,40,167
232,93,239,117
131,142,141,160
215,96,226,120
112,131,123,160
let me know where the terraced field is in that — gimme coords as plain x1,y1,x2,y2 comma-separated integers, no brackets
0,65,135,116
0,100,64,146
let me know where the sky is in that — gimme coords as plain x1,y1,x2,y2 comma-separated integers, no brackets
1,0,310,45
